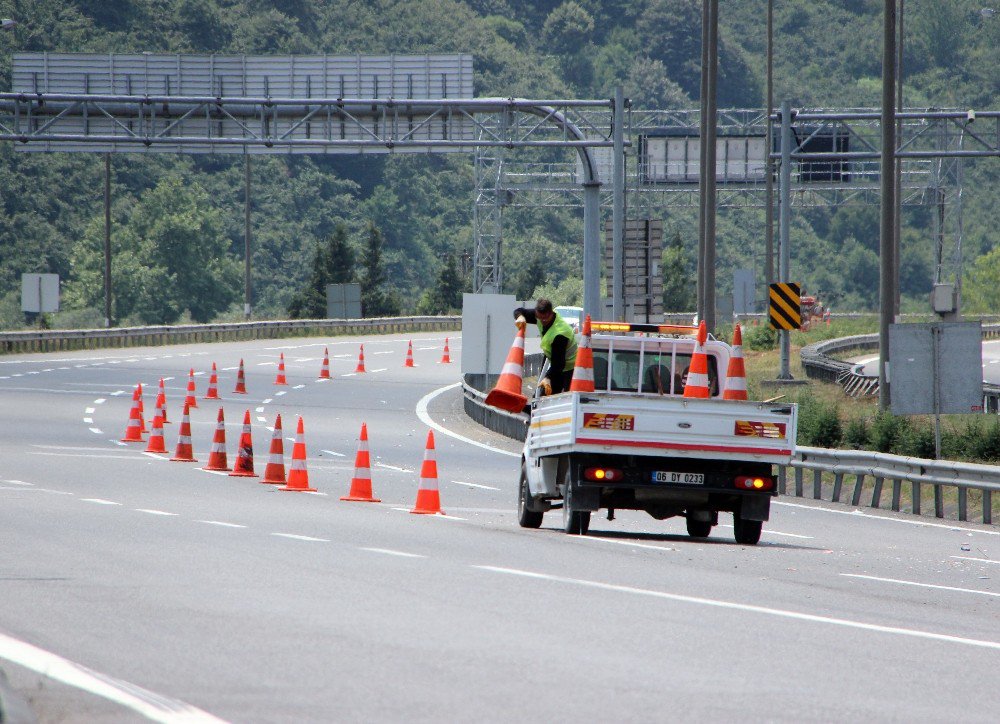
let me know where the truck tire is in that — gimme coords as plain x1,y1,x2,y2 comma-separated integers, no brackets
562,481,590,535
518,464,543,529
685,517,712,538
733,512,762,545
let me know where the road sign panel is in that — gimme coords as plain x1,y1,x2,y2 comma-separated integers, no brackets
769,282,801,330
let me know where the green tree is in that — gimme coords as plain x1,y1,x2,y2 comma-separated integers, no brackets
417,255,464,314
661,231,695,312
514,252,547,300
288,223,355,319
359,222,400,317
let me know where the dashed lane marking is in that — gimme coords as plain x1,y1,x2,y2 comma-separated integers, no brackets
574,537,678,552
321,449,346,457
262,398,272,404
0,480,32,486
342,373,357,377
841,573,1000,599
293,384,305,389
451,480,501,491
135,509,178,516
81,498,121,506
275,391,287,397
774,500,1000,536
111,390,126,396
221,366,238,371
272,533,330,542
197,520,246,528
255,407,265,412
359,547,426,558
952,556,1000,565
83,417,94,424
94,398,106,404
85,407,96,414
370,368,388,373
376,463,411,473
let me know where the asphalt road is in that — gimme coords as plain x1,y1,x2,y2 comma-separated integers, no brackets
855,338,1000,383
2,332,999,722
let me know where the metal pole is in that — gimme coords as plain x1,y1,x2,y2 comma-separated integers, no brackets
103,153,112,328
583,181,601,320
778,100,793,380
612,85,625,321
697,0,710,321
703,0,719,332
894,0,904,317
764,0,775,288
879,0,897,410
244,154,252,320
933,324,942,459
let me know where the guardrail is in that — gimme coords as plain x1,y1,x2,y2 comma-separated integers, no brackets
785,446,998,525
0,316,461,354
462,354,544,443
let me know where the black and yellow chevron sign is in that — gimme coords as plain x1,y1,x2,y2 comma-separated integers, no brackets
769,282,801,330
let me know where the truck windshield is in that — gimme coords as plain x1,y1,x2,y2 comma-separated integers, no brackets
592,349,719,396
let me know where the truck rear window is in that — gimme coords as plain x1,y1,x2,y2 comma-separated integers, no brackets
592,350,719,396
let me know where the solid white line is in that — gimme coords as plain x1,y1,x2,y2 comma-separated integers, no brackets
197,520,246,528
272,533,330,542
322,449,346,457
451,480,501,491
952,556,1000,565
841,573,1000,598
135,509,178,516
0,631,226,723
89,427,103,435
81,498,121,505
359,547,427,558
575,537,678,552
474,565,1000,651
415,383,520,458
718,523,814,540
774,500,1000,536
194,371,205,376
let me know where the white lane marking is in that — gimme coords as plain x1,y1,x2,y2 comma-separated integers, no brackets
256,362,276,366
199,469,230,477
718,523,814,540
375,463,411,473
58,367,70,370
111,440,126,447
774,500,1000,536
293,384,305,389
0,631,226,724
34,445,118,451
81,498,121,506
108,361,121,365
43,368,53,372
952,556,1000,565
29,452,145,460
94,398,106,404
272,533,330,542
197,520,246,528
842,573,1000,599
162,376,174,382
286,437,296,443
359,547,426,558
262,398,273,404
221,366,238,371
370,367,388,373
11,373,23,377
27,371,39,375
193,371,205,376
391,507,466,521
1,480,33,486
141,452,169,461
83,417,94,424
416,383,520,458
451,480,501,491
255,406,265,412
135,509,178,516
342,373,357,377
575,537,678,552
85,407,96,414
372,351,393,355
322,449,346,457
257,416,267,423
275,391,287,397
0,376,8,379
111,390,126,396
417,346,437,351
74,365,86,369
294,358,315,362
475,566,1000,651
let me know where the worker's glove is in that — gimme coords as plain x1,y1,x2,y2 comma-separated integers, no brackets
515,315,527,331
539,378,552,396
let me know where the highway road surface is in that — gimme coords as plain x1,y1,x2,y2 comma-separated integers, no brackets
2,331,999,722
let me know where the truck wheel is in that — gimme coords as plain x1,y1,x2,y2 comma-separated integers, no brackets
733,513,763,545
561,482,590,535
518,465,543,529
685,517,712,538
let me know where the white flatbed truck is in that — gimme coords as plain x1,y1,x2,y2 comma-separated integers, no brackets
517,322,798,544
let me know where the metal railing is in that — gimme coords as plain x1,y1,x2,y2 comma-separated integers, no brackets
0,316,461,355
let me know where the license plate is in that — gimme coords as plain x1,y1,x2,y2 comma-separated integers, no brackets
652,471,705,485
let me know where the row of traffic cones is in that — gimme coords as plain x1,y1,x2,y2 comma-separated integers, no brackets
483,316,749,410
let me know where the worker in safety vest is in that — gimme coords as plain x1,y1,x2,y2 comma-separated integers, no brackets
514,298,578,395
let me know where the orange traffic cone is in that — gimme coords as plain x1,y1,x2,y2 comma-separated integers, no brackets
203,407,230,472
440,338,451,364
341,422,380,503
135,383,148,433
170,403,197,462
355,344,367,373
404,340,414,368
234,359,247,394
411,430,443,515
280,417,316,492
723,324,748,401
683,322,711,399
144,409,167,453
204,362,220,400
121,388,145,442
261,414,286,485
275,353,288,385
229,410,257,477
155,378,168,424
569,314,595,393
184,368,198,409
319,348,331,379
484,326,527,413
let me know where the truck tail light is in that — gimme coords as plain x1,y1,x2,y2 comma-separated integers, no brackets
584,467,624,482
735,475,773,491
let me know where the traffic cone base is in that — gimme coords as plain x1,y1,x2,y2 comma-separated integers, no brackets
410,488,443,515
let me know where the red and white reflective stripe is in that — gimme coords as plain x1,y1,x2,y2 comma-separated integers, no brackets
573,367,594,382
575,437,791,456
290,458,307,471
268,452,282,464
178,434,192,445
499,361,523,378
686,371,709,388
210,441,225,453
726,376,747,392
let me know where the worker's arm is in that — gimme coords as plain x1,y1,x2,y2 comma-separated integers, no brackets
514,307,538,325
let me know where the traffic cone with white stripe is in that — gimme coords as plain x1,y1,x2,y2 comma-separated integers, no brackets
184,368,198,409
261,414,286,484
155,378,168,424
440,338,451,364
683,322,712,399
723,324,748,401
569,314,595,393
355,344,367,373
404,340,415,367
275,353,288,385
170,403,197,462
135,383,148,433
229,410,257,477
341,422,380,503
204,362,220,400
144,408,167,453
121,387,145,442
279,417,315,492
203,407,230,472
319,348,331,379
484,326,527,413
411,430,443,515
233,359,247,394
